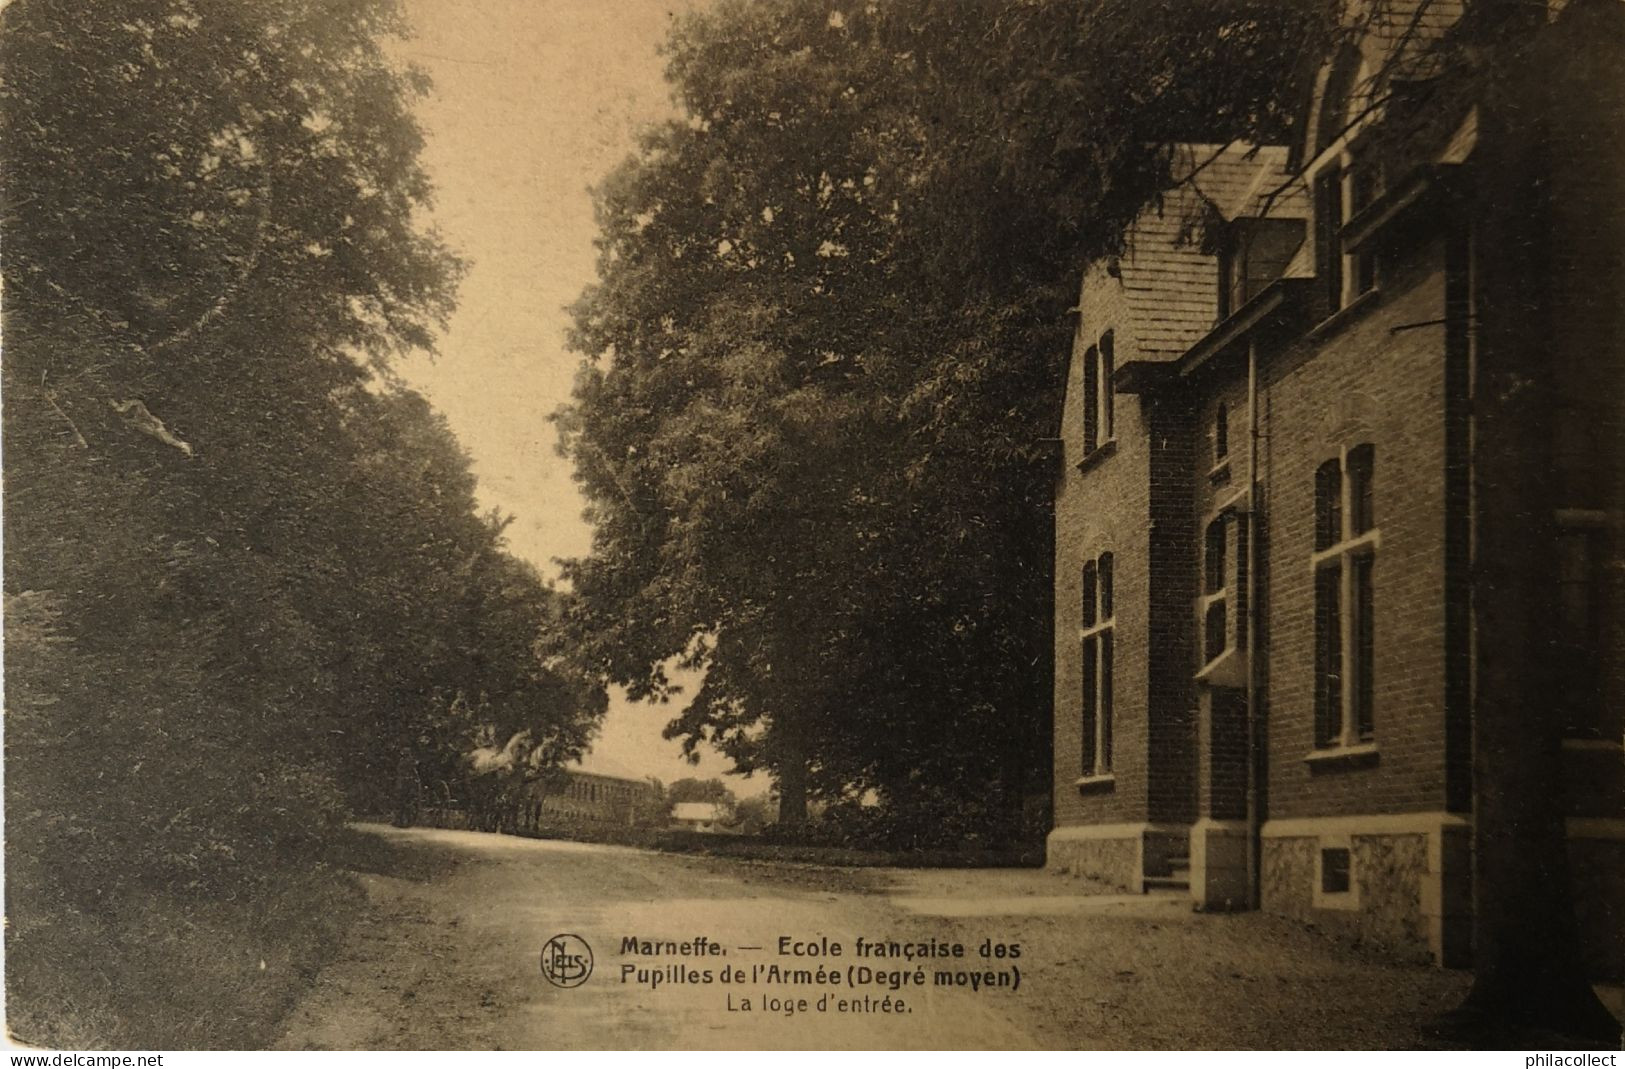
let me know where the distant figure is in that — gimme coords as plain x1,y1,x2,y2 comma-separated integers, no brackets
392,750,421,828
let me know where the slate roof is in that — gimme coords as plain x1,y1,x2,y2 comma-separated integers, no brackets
1106,143,1306,362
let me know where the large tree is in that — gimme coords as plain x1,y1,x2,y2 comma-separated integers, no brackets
2,0,603,1045
559,0,1324,831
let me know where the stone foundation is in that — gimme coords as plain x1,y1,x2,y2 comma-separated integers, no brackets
1190,818,1249,910
1260,813,1471,966
1047,823,1189,893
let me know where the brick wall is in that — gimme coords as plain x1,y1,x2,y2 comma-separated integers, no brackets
1258,239,1455,820
1053,374,1153,828
1188,376,1256,824
1145,396,1199,826
1053,267,1162,830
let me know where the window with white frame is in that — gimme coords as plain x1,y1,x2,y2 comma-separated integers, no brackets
1204,516,1229,663
1311,49,1380,315
1201,509,1249,668
1080,332,1115,455
1313,444,1377,749
1080,552,1115,777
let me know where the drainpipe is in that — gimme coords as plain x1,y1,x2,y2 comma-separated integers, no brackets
1244,336,1263,910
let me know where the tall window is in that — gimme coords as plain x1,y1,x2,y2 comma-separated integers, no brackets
1312,44,1381,315
1214,403,1230,464
1082,345,1100,453
1204,517,1228,663
1098,331,1115,443
1313,151,1379,314
1314,168,1346,313
1081,335,1115,455
1314,444,1378,748
1201,510,1249,667
1081,552,1115,777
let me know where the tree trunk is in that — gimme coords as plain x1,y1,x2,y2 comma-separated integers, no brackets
776,739,809,827
1444,9,1620,1044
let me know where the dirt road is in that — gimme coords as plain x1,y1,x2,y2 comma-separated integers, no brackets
275,825,1044,1049
274,824,1622,1050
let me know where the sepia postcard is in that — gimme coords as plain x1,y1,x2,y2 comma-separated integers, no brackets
2,0,1623,1054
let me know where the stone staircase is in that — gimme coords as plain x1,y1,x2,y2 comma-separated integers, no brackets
1142,853,1191,895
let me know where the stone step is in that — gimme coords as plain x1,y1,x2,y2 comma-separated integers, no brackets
1143,875,1191,894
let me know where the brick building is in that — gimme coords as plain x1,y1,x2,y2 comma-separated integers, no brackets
516,760,661,833
1048,0,1624,974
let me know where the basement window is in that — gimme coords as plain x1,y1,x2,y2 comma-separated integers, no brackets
1320,847,1351,894
1313,838,1360,910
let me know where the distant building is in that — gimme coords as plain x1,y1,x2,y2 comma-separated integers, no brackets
516,757,660,833
670,801,738,834
1049,1,1623,976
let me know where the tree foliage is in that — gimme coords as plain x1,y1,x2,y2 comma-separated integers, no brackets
666,777,739,809
1,0,602,1045
558,0,1330,831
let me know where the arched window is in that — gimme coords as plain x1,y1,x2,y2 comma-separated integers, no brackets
1314,47,1380,313
1316,45,1363,153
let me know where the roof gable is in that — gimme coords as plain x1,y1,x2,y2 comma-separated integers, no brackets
1084,144,1302,364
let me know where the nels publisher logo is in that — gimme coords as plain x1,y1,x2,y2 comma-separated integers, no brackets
540,933,593,988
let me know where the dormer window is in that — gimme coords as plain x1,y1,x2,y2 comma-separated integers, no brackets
1312,48,1382,316
1219,219,1307,320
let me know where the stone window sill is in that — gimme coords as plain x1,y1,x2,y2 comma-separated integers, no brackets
1075,773,1117,795
1075,439,1117,475
1304,742,1379,769
1195,647,1247,689
1209,458,1232,486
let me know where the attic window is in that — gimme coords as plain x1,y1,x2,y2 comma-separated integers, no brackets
1316,45,1363,153
1221,219,1307,319
1080,333,1116,456
1312,46,1381,317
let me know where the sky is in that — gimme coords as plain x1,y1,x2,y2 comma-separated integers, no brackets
394,0,746,789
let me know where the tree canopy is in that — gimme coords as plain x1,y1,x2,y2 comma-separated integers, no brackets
2,0,603,1044
558,0,1330,833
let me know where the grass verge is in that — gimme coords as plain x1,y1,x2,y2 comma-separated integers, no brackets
5,861,363,1049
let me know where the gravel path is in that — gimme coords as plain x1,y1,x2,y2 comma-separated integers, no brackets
274,825,1619,1050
